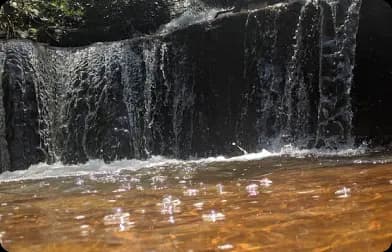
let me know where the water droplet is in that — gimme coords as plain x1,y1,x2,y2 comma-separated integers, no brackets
39,182,50,187
335,187,351,198
217,244,234,250
81,189,98,194
103,208,134,232
246,184,259,196
183,188,199,196
259,178,273,187
75,178,84,186
193,202,204,210
202,210,225,222
112,188,127,193
161,195,181,215
130,177,141,183
216,184,225,195
151,175,167,184
135,209,146,214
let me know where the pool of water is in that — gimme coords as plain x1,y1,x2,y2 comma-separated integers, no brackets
0,152,391,251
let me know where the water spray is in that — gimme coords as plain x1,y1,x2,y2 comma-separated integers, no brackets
232,142,248,155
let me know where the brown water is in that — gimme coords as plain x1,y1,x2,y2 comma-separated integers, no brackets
0,155,391,252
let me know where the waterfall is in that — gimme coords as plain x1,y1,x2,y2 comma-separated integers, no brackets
315,0,362,147
244,0,361,150
0,0,362,171
0,42,10,172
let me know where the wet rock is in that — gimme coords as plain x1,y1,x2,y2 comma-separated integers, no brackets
0,0,363,171
352,0,392,146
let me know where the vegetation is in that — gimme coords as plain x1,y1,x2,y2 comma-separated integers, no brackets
0,0,85,42
0,0,172,46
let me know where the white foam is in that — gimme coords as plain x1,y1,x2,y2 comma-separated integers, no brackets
279,144,367,157
0,146,374,183
159,7,223,35
0,156,176,183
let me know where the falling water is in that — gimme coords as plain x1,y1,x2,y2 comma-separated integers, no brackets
243,0,361,150
0,0,362,171
0,43,10,172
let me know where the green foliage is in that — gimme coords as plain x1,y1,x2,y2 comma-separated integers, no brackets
0,0,84,42
0,0,172,46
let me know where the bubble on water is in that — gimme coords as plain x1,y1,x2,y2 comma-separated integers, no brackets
103,208,134,232
151,175,167,184
216,184,225,195
217,244,234,250
80,225,91,237
39,181,50,187
75,177,85,186
335,187,351,198
0,231,5,242
130,177,141,183
246,184,259,196
1,203,8,207
193,202,204,210
259,178,273,187
74,215,85,220
202,210,225,222
135,209,146,214
112,188,127,193
389,180,392,185
81,230,89,237
168,215,175,224
297,190,315,194
184,188,199,197
81,189,98,194
160,195,181,215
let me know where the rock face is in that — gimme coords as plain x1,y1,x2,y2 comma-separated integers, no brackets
352,0,392,146
0,0,363,171
0,43,10,172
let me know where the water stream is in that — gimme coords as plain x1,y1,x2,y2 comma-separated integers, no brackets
1,1,390,251
0,150,391,251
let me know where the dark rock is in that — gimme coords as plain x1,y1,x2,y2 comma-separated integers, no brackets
0,45,10,173
352,0,392,146
0,0,365,171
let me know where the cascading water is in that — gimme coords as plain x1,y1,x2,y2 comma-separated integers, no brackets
243,0,361,150
0,43,10,172
0,0,362,172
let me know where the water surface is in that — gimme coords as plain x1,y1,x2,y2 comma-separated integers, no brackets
0,152,391,251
